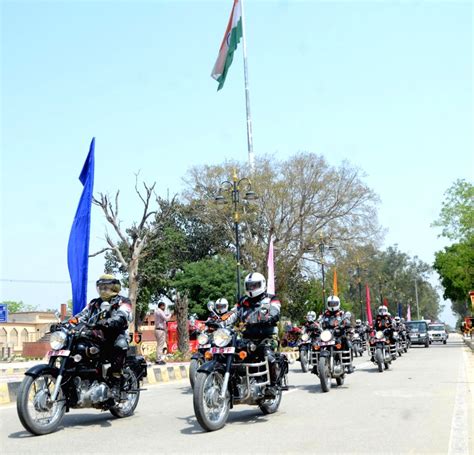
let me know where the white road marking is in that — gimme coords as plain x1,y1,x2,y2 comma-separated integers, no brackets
447,349,470,455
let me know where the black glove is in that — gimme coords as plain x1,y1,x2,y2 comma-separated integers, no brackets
96,318,109,328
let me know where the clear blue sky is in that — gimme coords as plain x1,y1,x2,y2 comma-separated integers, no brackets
1,1,472,326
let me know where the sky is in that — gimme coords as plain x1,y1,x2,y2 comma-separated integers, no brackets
1,0,472,327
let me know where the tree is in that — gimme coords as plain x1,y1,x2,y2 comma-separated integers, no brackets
432,179,474,321
183,152,382,311
431,179,473,241
91,177,175,331
1,301,37,313
172,254,238,317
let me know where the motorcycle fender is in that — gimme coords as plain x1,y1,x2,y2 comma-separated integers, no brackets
319,350,330,358
24,364,59,379
197,359,225,374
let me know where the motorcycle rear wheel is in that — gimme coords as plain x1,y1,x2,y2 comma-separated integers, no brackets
193,371,230,432
375,349,384,373
318,357,331,392
17,372,66,435
110,368,140,418
259,387,282,414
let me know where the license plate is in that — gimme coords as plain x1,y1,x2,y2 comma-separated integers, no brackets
47,350,70,358
319,340,335,346
210,347,235,354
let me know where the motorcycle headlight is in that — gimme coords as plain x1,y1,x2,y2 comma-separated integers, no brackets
320,330,333,342
375,331,384,340
50,331,67,350
301,333,310,342
213,329,232,347
197,333,209,346
353,333,360,339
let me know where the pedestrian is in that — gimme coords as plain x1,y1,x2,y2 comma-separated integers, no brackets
155,301,171,365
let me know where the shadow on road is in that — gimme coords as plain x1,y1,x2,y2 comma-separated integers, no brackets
8,413,115,439
179,409,270,435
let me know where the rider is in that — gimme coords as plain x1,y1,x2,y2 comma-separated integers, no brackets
371,305,394,359
303,311,320,334
75,274,132,395
320,295,354,373
225,272,282,392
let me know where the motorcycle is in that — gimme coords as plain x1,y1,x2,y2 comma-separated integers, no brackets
298,326,320,372
193,305,289,431
350,330,364,357
16,311,147,435
312,328,352,392
369,329,393,372
189,309,222,389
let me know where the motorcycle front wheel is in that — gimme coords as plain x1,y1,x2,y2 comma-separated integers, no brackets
110,367,140,418
16,372,66,435
189,358,203,388
300,350,309,373
193,371,230,432
318,357,331,392
375,349,384,373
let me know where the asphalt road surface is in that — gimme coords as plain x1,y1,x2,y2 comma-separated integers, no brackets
1,334,472,455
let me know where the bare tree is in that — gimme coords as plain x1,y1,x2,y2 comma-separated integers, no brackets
174,292,190,354
90,176,170,331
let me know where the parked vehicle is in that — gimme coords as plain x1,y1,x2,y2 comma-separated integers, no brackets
369,329,392,372
428,323,448,344
405,320,430,347
16,316,147,435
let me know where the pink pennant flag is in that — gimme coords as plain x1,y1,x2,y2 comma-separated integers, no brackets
267,237,275,295
365,284,373,327
407,304,411,321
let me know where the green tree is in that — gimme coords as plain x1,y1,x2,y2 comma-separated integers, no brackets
172,254,238,317
432,179,474,322
1,301,37,313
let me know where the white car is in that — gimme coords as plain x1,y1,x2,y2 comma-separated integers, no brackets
428,324,448,344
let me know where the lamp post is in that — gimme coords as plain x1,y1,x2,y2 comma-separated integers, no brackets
378,276,384,306
414,279,420,320
215,170,257,300
316,233,336,308
356,259,363,321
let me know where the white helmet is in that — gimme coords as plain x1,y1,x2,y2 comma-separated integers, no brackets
355,319,362,326
394,316,401,323
306,311,317,322
326,295,340,312
215,298,229,315
244,272,266,298
377,305,388,316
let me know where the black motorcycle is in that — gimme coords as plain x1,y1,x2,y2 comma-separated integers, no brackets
369,329,392,372
16,314,147,435
298,326,320,372
193,324,288,432
313,328,352,392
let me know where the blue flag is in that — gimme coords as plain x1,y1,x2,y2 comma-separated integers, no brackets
397,302,403,318
68,138,95,315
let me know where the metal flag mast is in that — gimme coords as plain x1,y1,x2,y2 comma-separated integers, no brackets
240,0,255,172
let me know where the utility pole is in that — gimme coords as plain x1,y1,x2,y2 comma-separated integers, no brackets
414,279,420,320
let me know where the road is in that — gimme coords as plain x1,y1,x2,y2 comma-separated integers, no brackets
1,335,472,454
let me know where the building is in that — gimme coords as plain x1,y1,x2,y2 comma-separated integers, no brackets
0,311,59,358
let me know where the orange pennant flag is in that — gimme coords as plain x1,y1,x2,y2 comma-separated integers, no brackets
332,268,338,296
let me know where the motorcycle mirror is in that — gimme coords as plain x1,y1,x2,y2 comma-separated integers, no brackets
207,301,215,312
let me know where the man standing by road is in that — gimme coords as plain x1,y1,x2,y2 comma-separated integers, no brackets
155,301,171,365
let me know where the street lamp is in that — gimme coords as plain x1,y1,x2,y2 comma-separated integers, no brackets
356,259,363,322
214,169,258,300
315,233,336,308
414,279,420,320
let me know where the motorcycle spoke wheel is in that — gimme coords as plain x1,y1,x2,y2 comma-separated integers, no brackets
17,374,65,435
110,368,140,418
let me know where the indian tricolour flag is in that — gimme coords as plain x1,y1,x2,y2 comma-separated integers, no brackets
211,0,243,91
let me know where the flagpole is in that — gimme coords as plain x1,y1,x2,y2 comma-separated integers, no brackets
240,0,255,172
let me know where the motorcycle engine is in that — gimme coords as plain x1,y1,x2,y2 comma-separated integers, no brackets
74,377,110,408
